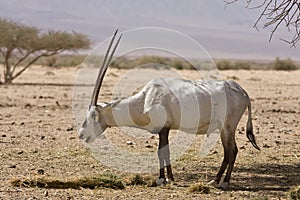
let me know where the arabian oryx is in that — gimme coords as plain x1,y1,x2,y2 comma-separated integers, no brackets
78,30,260,189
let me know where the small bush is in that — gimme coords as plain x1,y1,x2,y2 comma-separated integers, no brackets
273,57,298,71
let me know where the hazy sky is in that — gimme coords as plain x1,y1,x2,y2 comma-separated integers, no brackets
0,0,299,60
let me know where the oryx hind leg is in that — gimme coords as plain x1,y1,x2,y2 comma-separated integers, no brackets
214,125,238,190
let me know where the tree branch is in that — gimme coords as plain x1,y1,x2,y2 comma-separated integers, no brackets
0,48,5,57
229,0,300,46
11,50,37,75
11,50,60,81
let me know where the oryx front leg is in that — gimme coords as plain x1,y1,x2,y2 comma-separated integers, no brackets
156,128,174,185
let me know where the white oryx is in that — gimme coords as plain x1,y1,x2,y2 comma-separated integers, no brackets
78,30,260,189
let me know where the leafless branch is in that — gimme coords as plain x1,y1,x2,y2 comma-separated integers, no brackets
228,0,300,47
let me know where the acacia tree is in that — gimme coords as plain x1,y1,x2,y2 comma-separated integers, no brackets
227,0,300,47
0,18,91,84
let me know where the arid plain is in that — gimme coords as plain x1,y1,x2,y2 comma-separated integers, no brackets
1,66,299,199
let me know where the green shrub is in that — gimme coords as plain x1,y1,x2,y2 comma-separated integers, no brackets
273,57,298,71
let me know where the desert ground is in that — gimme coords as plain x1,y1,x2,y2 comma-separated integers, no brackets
0,65,299,199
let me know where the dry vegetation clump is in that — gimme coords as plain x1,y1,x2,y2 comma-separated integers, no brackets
216,60,251,70
273,57,298,71
110,55,194,70
289,185,300,200
124,174,157,187
10,174,125,190
216,58,299,71
189,182,211,194
128,174,147,186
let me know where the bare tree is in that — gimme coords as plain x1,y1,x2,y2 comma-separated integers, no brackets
226,0,300,47
0,18,91,84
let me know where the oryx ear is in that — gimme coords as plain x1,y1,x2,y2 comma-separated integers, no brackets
109,100,121,108
97,102,109,108
97,100,120,109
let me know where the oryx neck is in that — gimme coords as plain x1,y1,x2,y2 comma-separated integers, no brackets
101,99,136,128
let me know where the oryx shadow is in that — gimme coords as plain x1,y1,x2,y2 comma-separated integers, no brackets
174,162,300,193
231,162,300,192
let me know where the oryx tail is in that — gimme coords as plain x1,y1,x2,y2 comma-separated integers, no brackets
246,101,260,150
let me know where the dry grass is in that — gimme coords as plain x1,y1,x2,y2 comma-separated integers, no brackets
10,174,125,190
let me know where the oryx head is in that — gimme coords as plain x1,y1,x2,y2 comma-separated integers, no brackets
79,30,122,143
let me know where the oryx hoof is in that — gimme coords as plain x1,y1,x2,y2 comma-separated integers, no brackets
218,182,230,190
155,178,170,186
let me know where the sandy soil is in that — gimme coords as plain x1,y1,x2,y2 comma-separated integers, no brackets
0,66,299,199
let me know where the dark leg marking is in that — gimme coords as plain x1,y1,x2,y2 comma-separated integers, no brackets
224,143,238,183
158,128,174,181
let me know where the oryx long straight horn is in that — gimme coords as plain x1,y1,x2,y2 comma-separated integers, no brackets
90,30,122,106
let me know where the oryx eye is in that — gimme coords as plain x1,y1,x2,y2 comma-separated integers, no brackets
91,112,96,119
